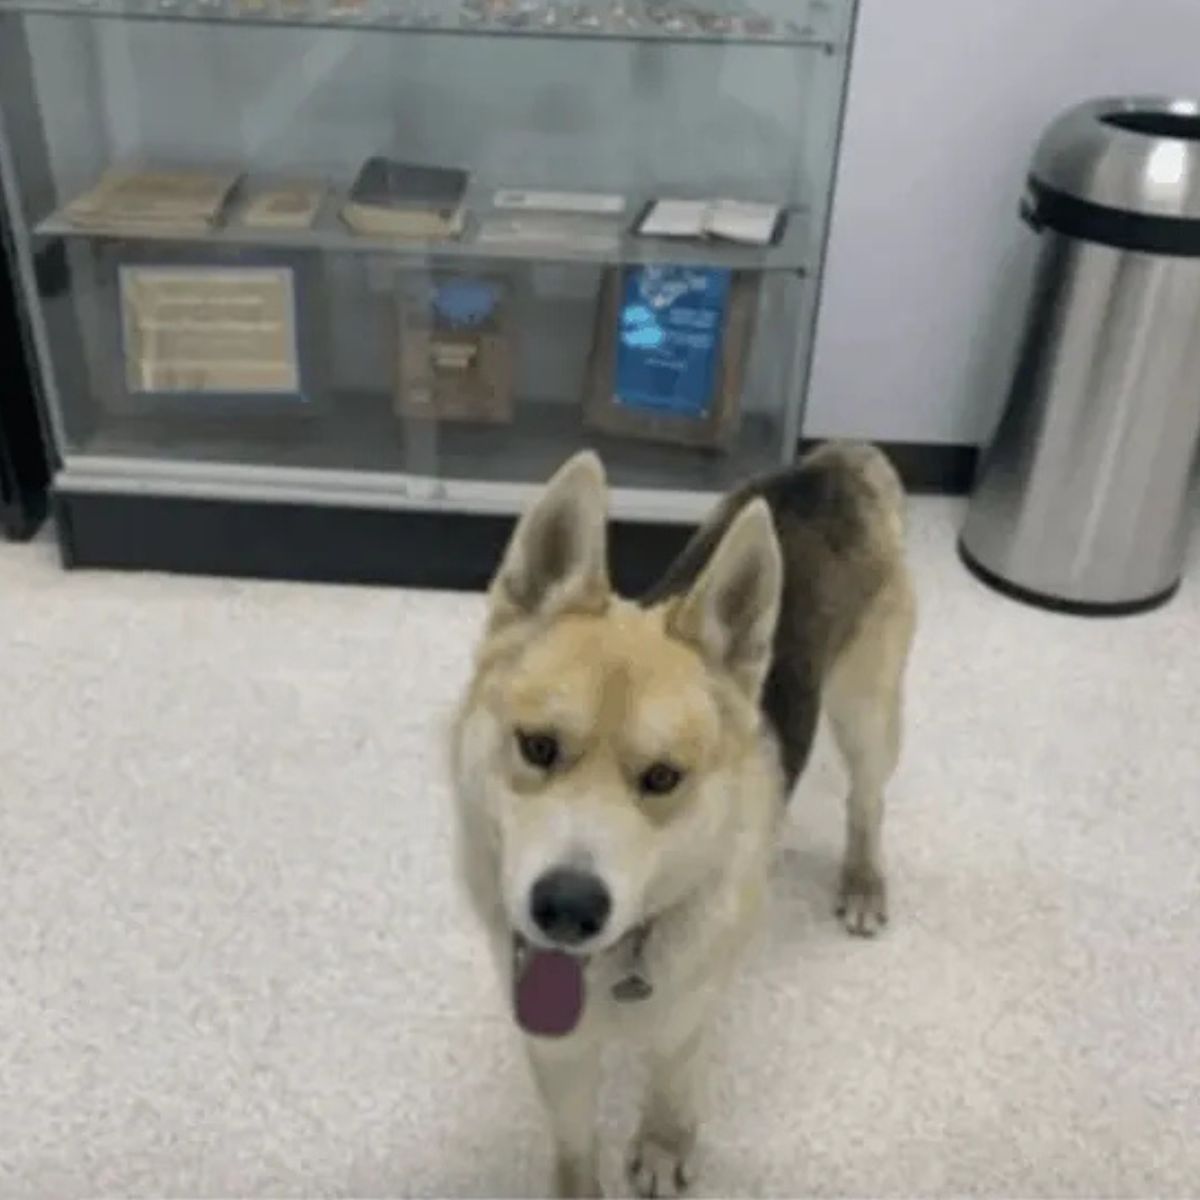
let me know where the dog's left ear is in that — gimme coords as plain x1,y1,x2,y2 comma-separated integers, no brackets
488,451,611,632
667,499,782,698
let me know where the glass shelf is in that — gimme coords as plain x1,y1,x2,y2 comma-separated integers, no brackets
35,192,815,274
0,0,849,45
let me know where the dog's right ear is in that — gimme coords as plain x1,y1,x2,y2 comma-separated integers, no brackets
488,451,611,632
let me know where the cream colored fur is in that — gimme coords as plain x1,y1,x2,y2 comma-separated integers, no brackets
452,450,913,1198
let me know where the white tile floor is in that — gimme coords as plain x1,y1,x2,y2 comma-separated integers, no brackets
1,498,1197,1198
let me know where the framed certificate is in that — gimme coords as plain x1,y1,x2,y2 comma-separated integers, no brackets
120,265,300,397
584,265,758,450
86,241,326,418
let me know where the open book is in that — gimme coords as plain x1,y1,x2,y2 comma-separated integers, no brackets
635,197,784,246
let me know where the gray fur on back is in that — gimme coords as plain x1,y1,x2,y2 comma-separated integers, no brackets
641,444,900,791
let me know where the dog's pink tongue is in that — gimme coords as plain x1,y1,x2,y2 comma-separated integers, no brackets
514,949,586,1037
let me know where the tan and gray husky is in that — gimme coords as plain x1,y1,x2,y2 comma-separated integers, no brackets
452,443,915,1198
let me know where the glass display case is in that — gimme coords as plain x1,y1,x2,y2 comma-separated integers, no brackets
0,0,857,587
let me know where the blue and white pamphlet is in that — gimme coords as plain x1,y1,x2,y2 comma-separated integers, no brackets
614,265,731,419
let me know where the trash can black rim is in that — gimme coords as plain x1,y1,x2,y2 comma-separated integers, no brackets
1101,109,1200,142
1026,177,1200,256
957,539,1182,618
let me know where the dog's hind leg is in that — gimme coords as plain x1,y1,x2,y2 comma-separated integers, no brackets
824,569,915,936
526,1035,603,1198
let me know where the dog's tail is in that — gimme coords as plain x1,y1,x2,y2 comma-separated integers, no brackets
799,440,907,546
642,441,906,610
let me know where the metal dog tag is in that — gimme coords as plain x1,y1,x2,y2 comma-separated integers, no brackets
611,973,653,1003
611,924,653,1002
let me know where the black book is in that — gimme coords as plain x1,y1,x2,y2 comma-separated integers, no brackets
343,157,469,237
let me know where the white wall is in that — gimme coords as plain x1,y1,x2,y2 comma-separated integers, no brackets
805,0,1200,446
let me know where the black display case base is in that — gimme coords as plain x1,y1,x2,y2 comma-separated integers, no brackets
53,488,696,594
52,441,978,590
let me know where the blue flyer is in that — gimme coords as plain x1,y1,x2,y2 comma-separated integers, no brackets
614,265,731,418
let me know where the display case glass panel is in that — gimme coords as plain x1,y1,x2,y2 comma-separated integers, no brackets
0,0,855,520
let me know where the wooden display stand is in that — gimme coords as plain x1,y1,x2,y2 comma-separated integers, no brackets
396,274,514,424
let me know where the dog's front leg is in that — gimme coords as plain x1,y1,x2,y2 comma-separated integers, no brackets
628,1019,706,1199
526,1035,603,1198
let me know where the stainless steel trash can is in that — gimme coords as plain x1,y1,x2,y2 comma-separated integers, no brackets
960,96,1200,615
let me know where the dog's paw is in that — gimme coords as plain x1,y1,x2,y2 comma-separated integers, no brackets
627,1133,693,1199
554,1154,601,1199
837,863,888,937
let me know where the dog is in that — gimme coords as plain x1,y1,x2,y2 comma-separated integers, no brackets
451,442,915,1198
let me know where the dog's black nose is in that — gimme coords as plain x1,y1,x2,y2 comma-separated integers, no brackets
530,869,612,946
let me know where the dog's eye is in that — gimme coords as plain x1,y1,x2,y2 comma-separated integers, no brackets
640,762,683,796
516,731,560,770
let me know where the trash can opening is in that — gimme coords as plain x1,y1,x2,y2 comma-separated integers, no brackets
1102,110,1200,141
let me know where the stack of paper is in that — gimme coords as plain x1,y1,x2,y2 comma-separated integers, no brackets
476,212,622,255
64,167,241,235
238,181,325,231
491,188,626,216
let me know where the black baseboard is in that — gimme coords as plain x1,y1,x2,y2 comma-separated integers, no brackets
54,489,694,595
800,439,979,495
